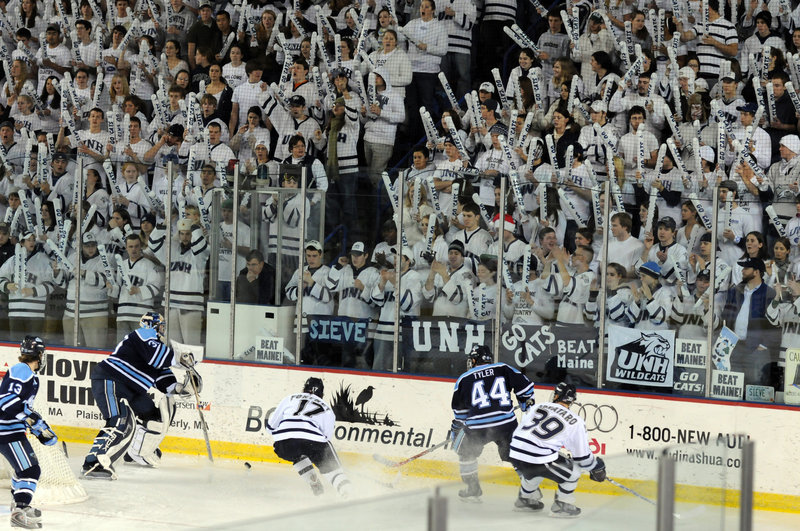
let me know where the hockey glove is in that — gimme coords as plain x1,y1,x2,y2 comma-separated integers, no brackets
26,417,57,446
589,457,606,482
450,419,465,440
520,398,535,412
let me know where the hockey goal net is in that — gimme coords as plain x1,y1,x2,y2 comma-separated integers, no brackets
0,434,89,505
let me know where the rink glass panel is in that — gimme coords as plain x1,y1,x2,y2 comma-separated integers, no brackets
2,157,797,406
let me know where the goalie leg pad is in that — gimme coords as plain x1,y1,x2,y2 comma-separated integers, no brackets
87,399,136,469
127,396,175,467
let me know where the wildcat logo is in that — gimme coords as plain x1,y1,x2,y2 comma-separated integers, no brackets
610,332,672,384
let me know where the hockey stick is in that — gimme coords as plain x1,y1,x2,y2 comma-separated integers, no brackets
606,478,682,519
181,353,213,463
374,406,524,468
372,439,450,468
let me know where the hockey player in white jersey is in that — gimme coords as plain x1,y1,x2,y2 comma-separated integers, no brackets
509,382,606,517
267,377,351,498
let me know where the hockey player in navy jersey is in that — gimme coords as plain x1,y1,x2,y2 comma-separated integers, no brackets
0,336,56,529
509,382,607,517
267,377,352,498
82,312,202,479
450,345,534,501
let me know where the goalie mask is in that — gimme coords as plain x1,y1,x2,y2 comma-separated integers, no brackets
303,377,324,398
551,382,577,406
140,312,166,335
467,345,493,369
19,335,46,371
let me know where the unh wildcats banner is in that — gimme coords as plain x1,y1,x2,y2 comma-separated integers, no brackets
402,317,491,357
607,325,675,387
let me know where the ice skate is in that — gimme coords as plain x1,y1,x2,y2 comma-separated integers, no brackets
82,461,116,480
10,506,42,529
550,500,581,517
514,496,544,511
457,481,482,503
309,473,324,496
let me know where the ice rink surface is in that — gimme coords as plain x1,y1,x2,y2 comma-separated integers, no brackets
2,443,797,530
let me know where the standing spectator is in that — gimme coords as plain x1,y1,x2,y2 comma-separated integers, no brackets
403,0,447,141
0,231,55,336
187,3,222,70
110,233,162,342
437,0,477,99
370,247,424,371
536,11,569,84
148,219,209,345
326,242,380,368
56,233,109,348
360,68,405,188
285,240,334,366
217,198,251,301
723,257,777,386
676,0,738,87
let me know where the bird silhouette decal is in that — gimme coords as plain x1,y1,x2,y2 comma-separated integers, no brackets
355,386,375,415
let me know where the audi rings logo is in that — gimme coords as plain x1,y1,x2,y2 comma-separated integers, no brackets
576,403,618,433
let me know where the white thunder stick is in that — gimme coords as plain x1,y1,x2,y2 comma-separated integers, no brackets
766,82,777,123
491,68,510,110
591,185,603,227
545,134,560,180
471,193,493,227
439,72,459,111
81,204,96,233
45,239,74,272
424,213,436,257
689,192,712,230
725,195,733,231
96,244,116,284
667,138,688,174
538,183,547,222
509,170,527,219
444,116,469,161
765,205,787,237
624,20,634,56
786,81,800,115
593,122,619,155
557,187,587,228
508,109,519,148
663,108,685,147
450,182,460,220
636,129,646,176
644,187,658,236
499,135,518,172
412,175,421,215
529,68,544,108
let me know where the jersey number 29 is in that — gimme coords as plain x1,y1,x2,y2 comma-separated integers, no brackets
471,377,511,409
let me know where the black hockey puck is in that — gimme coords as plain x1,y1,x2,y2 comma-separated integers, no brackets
244,462,251,469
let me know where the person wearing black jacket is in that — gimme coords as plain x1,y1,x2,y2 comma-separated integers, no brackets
236,249,276,305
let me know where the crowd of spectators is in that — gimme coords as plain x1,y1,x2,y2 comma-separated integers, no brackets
0,0,799,400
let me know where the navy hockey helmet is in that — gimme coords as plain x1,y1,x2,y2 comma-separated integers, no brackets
467,345,493,368
303,377,324,398
140,312,166,335
552,382,577,406
19,335,46,371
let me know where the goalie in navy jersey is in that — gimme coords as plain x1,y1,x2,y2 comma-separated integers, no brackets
0,336,55,529
508,382,607,517
82,312,202,479
450,345,535,501
267,377,352,498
